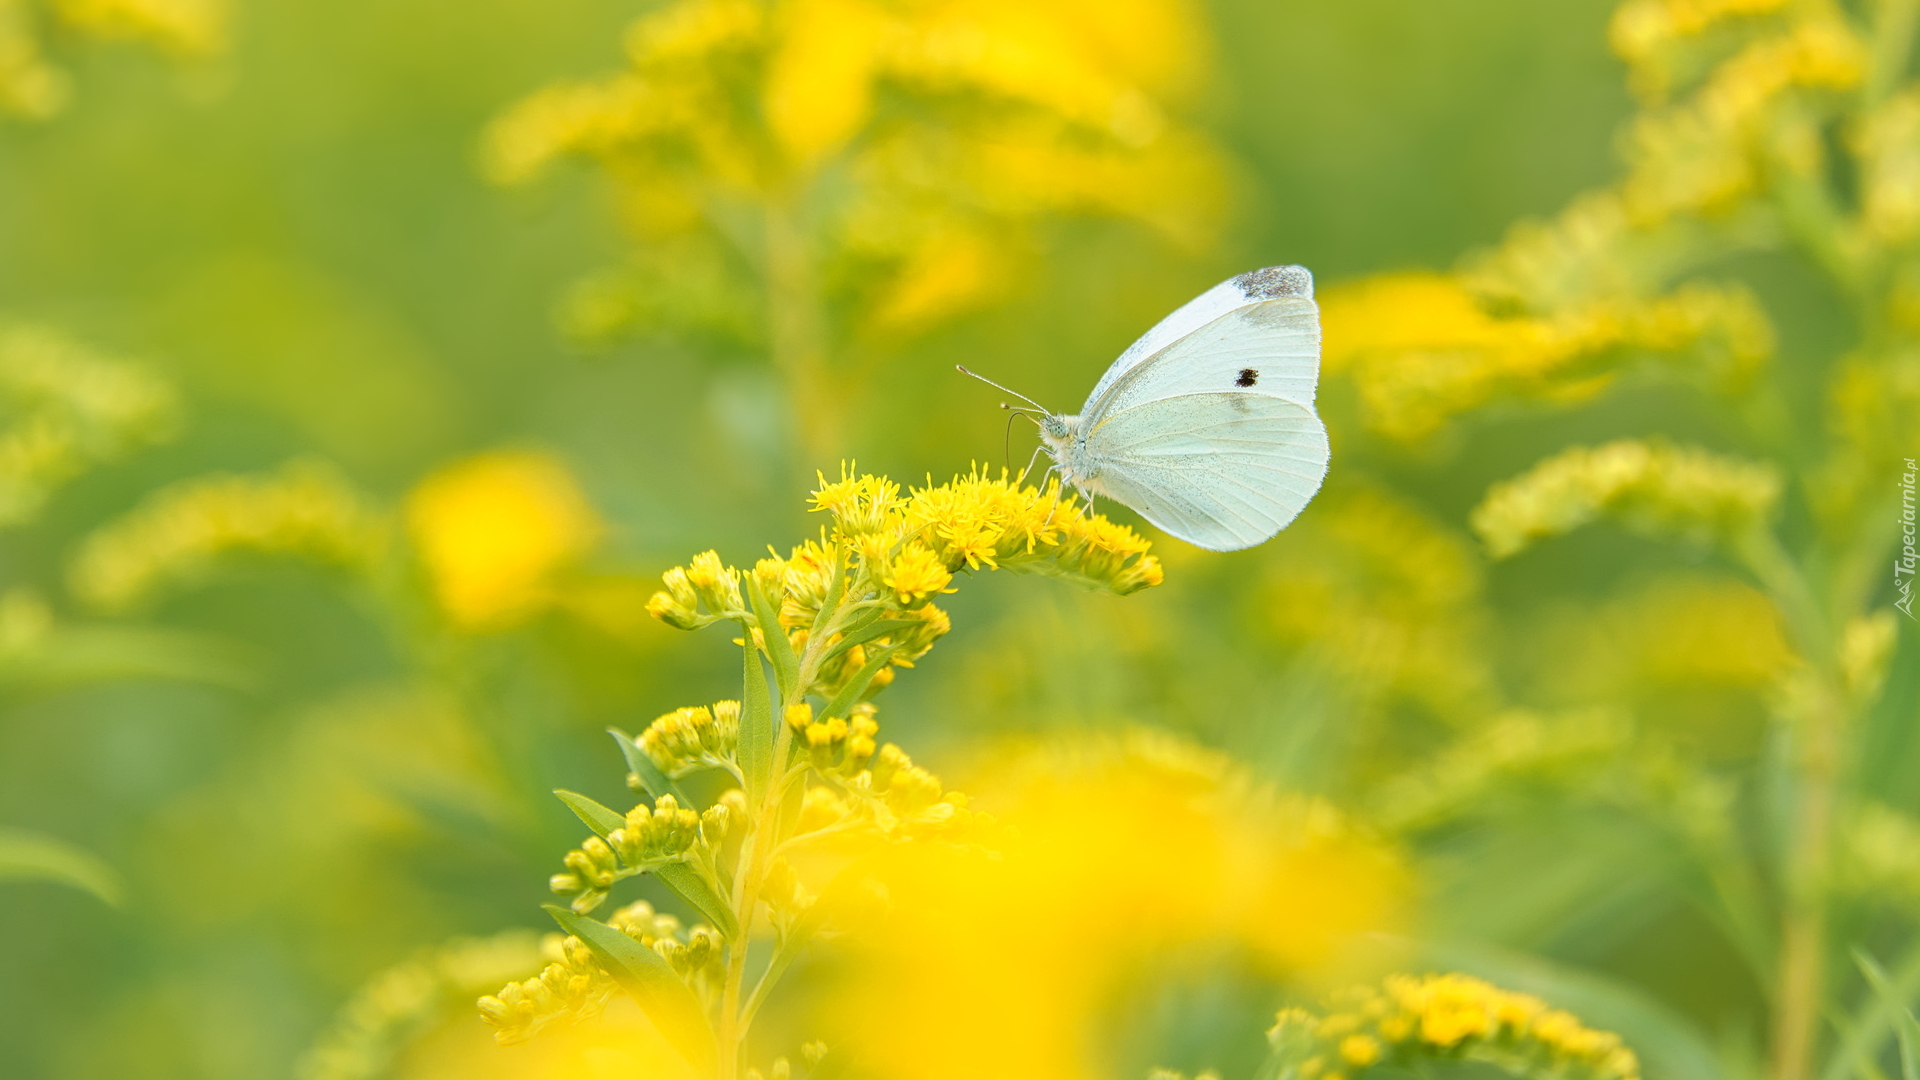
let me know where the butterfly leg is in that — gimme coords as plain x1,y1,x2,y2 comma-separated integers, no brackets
1014,443,1047,486
1038,462,1068,528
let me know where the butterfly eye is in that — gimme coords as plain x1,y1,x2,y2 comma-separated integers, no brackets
1235,368,1259,387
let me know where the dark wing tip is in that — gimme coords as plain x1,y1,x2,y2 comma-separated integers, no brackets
1232,265,1312,300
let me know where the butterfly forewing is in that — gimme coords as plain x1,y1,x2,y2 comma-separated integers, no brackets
1085,298,1320,418
1083,265,1316,410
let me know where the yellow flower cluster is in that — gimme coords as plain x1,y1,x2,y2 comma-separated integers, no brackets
0,322,178,528
647,469,1160,705
0,0,226,120
1321,274,1772,441
1856,89,1920,245
640,700,745,778
51,0,225,57
548,792,737,914
789,699,879,775
1818,353,1920,534
1469,439,1780,559
787,726,984,847
1268,974,1640,1080
68,458,388,610
1559,574,1793,696
482,0,1224,339
478,901,695,1045
0,2,68,118
1619,15,1864,225
299,931,545,1080
1610,0,1791,101
404,449,602,631
1841,801,1920,906
1371,710,1633,833
829,732,1406,1080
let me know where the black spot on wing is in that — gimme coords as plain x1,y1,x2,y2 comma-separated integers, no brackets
1231,265,1312,300
1235,367,1258,387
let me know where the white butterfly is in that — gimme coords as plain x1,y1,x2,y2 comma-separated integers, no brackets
963,265,1329,551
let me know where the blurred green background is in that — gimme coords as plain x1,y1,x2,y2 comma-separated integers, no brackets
4,1,1913,1078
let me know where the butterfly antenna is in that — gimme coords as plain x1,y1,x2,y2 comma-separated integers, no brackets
956,365,1052,414
1000,407,1043,475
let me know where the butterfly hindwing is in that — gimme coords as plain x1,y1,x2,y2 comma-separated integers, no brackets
1080,393,1330,551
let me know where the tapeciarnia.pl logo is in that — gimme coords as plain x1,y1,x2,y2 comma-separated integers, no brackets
1899,456,1917,620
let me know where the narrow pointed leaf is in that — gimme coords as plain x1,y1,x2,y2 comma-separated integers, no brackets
609,728,683,802
821,643,901,719
832,604,884,643
746,575,799,702
544,904,714,1069
809,551,847,640
823,619,922,664
0,830,121,905
655,862,739,940
1857,951,1920,1080
554,789,626,838
739,632,774,799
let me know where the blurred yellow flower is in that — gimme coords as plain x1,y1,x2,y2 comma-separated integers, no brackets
1269,973,1639,1080
1470,439,1780,559
53,0,225,57
482,0,1226,454
300,931,546,1080
69,457,385,610
1321,274,1771,441
405,450,602,631
0,322,178,528
824,732,1405,1080
0,0,227,120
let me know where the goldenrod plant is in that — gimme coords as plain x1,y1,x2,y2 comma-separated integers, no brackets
432,470,1634,1080
0,0,226,118
482,0,1228,458
476,469,1157,1072
1308,4,1920,1080
6,1,1920,1078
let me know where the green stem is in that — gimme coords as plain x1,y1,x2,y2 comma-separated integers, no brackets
764,199,836,467
1739,536,1851,1080
1732,528,1852,1080
738,928,810,1033
1867,0,1920,106
715,581,860,1078
1739,531,1834,668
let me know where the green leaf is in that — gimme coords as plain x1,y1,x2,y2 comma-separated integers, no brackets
655,862,739,940
739,632,773,799
831,604,884,643
609,728,684,802
809,551,847,640
1856,951,1920,1080
0,829,121,905
746,575,799,703
543,905,714,1069
822,618,922,665
820,643,901,719
0,625,257,691
554,789,626,838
